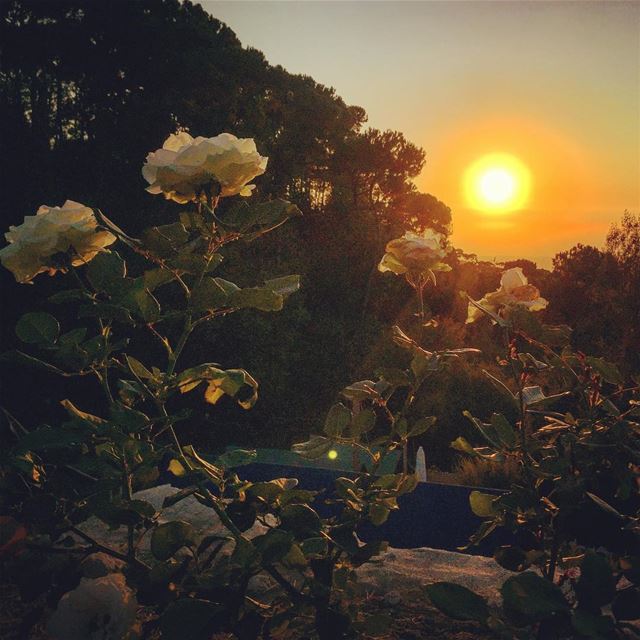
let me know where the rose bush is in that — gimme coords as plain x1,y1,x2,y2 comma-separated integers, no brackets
0,200,116,283
142,131,268,203
0,130,425,640
466,266,548,324
428,276,640,639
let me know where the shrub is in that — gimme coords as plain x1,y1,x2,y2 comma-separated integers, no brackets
427,274,640,639
0,132,420,640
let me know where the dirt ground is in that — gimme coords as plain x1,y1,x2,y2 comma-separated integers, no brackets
0,580,495,640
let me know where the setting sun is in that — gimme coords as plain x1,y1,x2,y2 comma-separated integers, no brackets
464,153,531,213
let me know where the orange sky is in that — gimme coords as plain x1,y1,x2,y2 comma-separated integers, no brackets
207,1,639,267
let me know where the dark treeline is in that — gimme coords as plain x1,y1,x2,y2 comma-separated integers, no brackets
1,0,638,468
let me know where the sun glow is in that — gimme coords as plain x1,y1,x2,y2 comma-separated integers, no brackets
464,153,531,213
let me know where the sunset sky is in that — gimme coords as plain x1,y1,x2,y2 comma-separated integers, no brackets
205,1,639,267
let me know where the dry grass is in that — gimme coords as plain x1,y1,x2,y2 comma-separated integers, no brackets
454,456,522,489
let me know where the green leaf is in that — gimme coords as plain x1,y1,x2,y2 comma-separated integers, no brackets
48,289,92,304
263,274,301,298
0,349,67,375
229,286,283,312
494,545,528,572
376,367,412,388
501,572,569,625
141,222,189,257
350,408,377,438
17,425,91,452
151,521,196,561
408,416,436,437
171,252,223,275
541,323,572,347
109,403,149,432
125,355,154,380
395,417,408,437
60,398,105,425
281,542,307,569
324,403,352,438
182,446,223,481
224,198,302,241
612,588,640,621
212,277,242,297
467,295,510,327
586,357,624,386
253,529,295,565
159,599,222,640
301,537,328,558
225,501,257,532
132,464,160,491
469,491,497,517
177,365,258,409
86,251,125,294
576,552,616,610
191,277,233,311
586,492,623,518
368,503,391,526
167,459,187,478
78,302,133,324
521,386,570,408
59,328,87,345
229,536,261,569
571,608,616,638
119,281,161,322
280,504,322,538
15,312,59,344
463,411,519,450
425,582,490,622
490,413,517,448
214,448,257,468
451,436,478,456
341,380,380,401
93,498,156,527
143,268,175,291
291,435,332,459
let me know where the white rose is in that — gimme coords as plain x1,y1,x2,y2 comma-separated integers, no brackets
47,574,137,640
467,266,548,323
0,200,116,284
142,131,268,203
378,229,449,276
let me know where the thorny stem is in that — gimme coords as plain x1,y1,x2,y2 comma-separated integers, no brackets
267,566,306,604
202,489,243,540
122,452,135,560
547,530,560,582
504,327,527,447
417,280,425,324
70,267,114,403
69,526,150,571
166,316,193,376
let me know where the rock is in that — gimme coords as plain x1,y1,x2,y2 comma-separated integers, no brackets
47,574,137,640
76,485,514,606
80,553,125,578
77,484,268,562
356,546,515,605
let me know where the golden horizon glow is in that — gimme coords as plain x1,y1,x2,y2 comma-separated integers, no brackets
464,153,531,214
